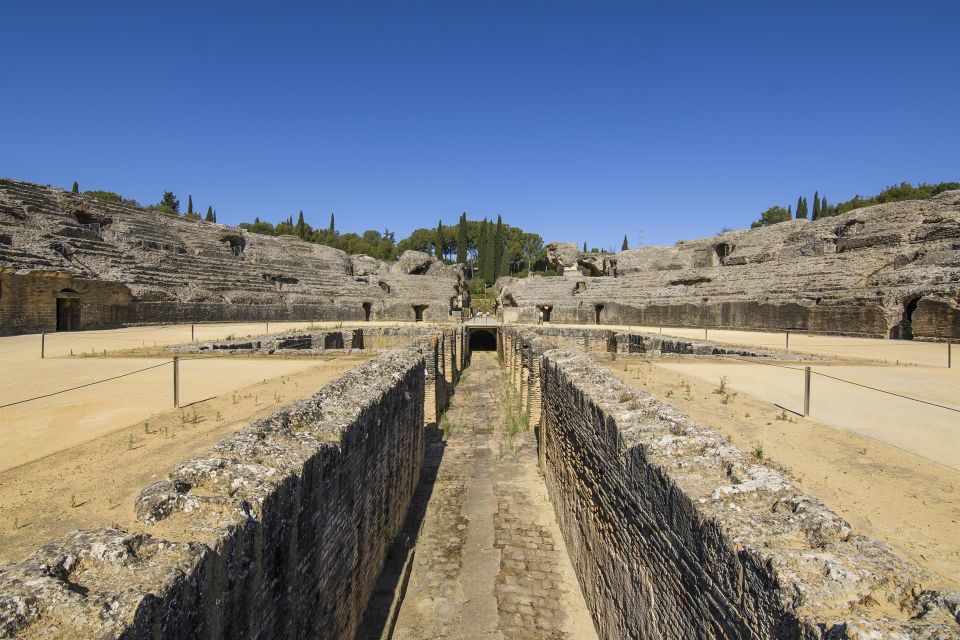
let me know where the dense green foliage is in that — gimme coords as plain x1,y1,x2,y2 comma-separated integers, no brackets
622,235,628,251
205,206,214,222
750,205,792,228
71,181,79,194
833,181,959,215
83,190,125,203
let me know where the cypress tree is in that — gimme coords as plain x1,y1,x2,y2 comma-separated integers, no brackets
583,241,587,253
205,206,214,222
213,209,217,223
478,219,490,282
492,215,504,279
821,195,829,217
187,195,193,216
435,220,444,260
622,235,629,251
71,181,79,194
328,213,335,235
297,211,305,238
456,212,468,264
812,191,821,220
796,196,807,219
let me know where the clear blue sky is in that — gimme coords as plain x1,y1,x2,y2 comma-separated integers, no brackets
2,1,958,248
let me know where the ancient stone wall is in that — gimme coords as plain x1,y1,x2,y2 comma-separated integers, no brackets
0,179,468,334
0,349,426,639
498,191,960,339
502,328,959,638
0,271,132,335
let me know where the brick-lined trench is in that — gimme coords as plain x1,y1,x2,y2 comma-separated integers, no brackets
359,351,597,640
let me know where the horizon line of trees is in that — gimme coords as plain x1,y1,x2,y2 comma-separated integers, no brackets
751,181,958,228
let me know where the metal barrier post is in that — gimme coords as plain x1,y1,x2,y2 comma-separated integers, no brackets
785,330,790,351
803,366,811,417
704,327,708,340
191,323,195,341
41,332,45,359
949,340,952,369
173,356,180,408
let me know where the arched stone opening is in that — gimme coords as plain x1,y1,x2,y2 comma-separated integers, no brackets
362,302,372,321
413,305,428,322
594,303,604,324
221,235,246,256
890,297,920,340
537,305,552,323
714,242,734,266
469,328,497,351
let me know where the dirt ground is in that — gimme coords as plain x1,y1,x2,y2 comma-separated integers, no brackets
547,323,955,368
602,355,960,587
0,353,368,564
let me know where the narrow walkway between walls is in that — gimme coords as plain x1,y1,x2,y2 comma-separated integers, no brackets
357,352,597,640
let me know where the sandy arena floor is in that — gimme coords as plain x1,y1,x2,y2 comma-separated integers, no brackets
604,355,960,587
547,323,956,368
0,324,375,563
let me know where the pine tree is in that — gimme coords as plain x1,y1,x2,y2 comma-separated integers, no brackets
160,192,180,213
492,215,504,279
622,235,629,251
205,205,214,222
812,191,821,220
328,213,335,235
435,220,444,260
456,212,468,264
72,181,79,194
297,211,305,239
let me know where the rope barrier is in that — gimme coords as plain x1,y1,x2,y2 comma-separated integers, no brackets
810,370,960,414
0,361,172,409
719,355,960,414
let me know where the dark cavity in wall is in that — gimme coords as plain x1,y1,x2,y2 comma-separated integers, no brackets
413,305,427,322
363,301,372,321
594,304,604,324
891,297,920,340
469,328,497,351
55,289,81,331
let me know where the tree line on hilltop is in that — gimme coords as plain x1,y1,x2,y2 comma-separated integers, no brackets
751,181,959,228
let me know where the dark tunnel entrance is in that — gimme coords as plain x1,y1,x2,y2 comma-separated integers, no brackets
469,328,497,351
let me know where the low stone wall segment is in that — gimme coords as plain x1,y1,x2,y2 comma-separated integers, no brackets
502,327,960,639
0,349,426,639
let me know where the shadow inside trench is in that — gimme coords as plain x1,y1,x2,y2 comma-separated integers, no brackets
353,420,447,640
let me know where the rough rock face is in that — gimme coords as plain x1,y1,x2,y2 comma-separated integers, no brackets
0,349,429,640
499,192,960,338
544,242,580,275
501,328,960,639
350,254,385,276
390,250,435,274
0,179,468,333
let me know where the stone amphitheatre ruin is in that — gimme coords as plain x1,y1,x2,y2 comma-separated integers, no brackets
0,178,958,639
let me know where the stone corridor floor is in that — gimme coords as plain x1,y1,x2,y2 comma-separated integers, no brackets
357,351,598,640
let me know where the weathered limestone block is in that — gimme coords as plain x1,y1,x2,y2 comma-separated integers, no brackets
544,242,580,276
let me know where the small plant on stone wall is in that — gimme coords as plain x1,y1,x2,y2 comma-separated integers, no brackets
440,415,456,438
69,494,78,508
720,391,737,405
752,443,764,460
